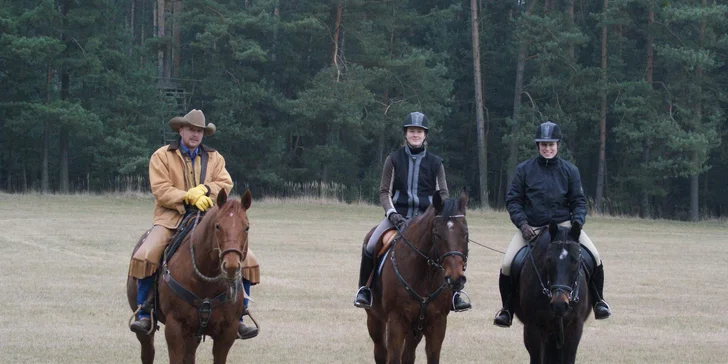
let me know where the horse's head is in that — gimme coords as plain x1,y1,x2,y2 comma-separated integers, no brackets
543,221,582,317
211,189,253,280
430,189,469,291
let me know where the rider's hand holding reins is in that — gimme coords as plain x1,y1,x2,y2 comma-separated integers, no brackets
194,195,213,211
183,184,209,205
520,223,537,241
388,213,407,230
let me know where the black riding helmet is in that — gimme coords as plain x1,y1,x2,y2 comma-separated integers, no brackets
403,112,429,133
534,121,562,142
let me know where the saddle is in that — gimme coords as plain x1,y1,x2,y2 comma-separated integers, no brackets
377,229,399,258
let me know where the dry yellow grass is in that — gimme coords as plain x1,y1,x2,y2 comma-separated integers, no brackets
0,193,726,363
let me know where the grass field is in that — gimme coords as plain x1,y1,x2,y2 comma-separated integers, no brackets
0,193,726,363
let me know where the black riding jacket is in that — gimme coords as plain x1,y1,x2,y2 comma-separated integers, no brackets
506,155,586,228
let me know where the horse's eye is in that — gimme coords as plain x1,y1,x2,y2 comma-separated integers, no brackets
245,226,250,232
215,224,220,231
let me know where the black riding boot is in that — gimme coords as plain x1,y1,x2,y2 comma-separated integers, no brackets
493,271,513,327
354,248,375,308
591,264,611,320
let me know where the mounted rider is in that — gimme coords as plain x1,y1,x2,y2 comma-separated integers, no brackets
354,111,471,312
494,121,612,327
128,109,259,340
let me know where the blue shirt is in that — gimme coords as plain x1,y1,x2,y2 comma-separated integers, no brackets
179,140,199,167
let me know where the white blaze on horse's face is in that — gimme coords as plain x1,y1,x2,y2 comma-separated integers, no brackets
447,221,454,230
559,248,568,260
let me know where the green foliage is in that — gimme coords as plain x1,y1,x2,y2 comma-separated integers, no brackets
0,0,726,218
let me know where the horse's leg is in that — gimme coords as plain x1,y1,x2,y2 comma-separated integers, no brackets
164,318,188,364
182,335,200,364
543,335,561,364
367,312,387,364
211,336,236,364
523,325,543,364
135,332,155,364
561,323,584,364
423,318,447,364
402,330,423,364
385,313,407,364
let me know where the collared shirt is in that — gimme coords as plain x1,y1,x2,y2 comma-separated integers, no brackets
179,139,199,167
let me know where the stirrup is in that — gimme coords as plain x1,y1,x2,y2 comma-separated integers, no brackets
353,287,372,309
493,309,512,328
238,309,260,339
452,290,472,312
128,305,155,335
594,300,611,319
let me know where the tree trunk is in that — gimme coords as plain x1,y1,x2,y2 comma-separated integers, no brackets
42,65,51,193
595,0,608,213
507,0,539,186
172,0,181,77
59,0,71,193
568,0,574,62
471,0,488,208
641,0,654,218
690,0,707,222
156,0,165,79
331,1,343,80
129,0,135,57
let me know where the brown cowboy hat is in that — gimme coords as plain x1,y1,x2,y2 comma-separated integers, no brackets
168,109,216,136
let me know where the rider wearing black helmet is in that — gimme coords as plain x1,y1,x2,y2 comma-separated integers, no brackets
353,112,472,312
493,121,611,327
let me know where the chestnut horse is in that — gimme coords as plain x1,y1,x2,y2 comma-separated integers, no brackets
126,189,252,364
514,221,592,364
364,191,469,364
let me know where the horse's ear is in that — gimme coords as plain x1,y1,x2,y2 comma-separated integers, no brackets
241,189,252,210
433,191,444,213
457,188,468,215
570,222,582,242
217,188,228,207
548,220,559,240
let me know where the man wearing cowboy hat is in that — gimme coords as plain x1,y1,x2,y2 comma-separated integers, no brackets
128,109,259,340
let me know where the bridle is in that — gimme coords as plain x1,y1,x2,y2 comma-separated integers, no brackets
396,215,469,271
188,210,246,284
390,214,468,332
529,239,582,305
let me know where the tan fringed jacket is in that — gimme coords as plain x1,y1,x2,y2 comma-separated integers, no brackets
149,139,233,229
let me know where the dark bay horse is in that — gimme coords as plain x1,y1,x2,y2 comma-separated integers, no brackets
364,191,469,364
126,189,252,364
514,221,592,364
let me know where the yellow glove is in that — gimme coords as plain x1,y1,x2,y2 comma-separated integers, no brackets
195,195,213,211
183,184,208,205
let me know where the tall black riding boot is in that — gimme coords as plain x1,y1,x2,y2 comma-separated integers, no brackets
591,264,612,320
354,247,375,308
493,271,513,327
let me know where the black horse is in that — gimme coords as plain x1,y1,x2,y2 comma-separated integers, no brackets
514,221,592,364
